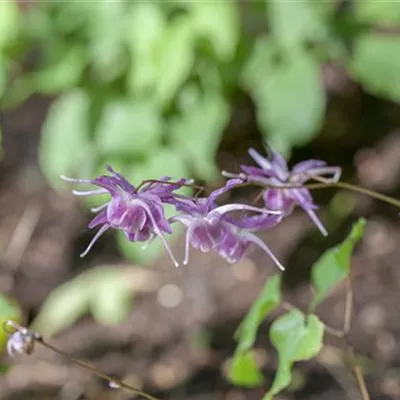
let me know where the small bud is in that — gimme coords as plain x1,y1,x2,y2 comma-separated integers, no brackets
109,380,120,389
4,321,41,357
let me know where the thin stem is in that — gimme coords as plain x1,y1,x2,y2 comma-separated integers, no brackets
136,178,203,192
37,339,160,400
348,347,371,400
309,175,400,209
343,278,353,335
4,322,160,400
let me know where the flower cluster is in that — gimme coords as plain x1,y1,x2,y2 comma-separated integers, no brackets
223,148,341,236
62,149,340,270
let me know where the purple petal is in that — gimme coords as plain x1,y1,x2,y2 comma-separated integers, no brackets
290,190,327,236
240,165,267,177
263,189,295,216
105,165,136,193
88,210,108,229
191,224,216,253
107,195,129,227
245,232,285,271
133,198,179,267
124,206,147,232
271,151,289,179
91,176,122,196
217,228,241,262
292,160,327,174
230,213,282,230
124,224,151,242
302,166,342,183
248,148,289,181
206,178,244,209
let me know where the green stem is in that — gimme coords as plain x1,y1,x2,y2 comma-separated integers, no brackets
309,176,400,210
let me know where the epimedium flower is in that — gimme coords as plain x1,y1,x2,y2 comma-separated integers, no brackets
223,148,341,236
169,178,285,270
61,166,193,267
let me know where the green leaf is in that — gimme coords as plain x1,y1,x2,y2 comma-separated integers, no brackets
0,1,19,50
354,2,400,27
310,218,366,311
170,85,230,180
87,0,127,82
126,2,167,94
33,266,134,336
32,276,90,337
0,294,22,353
229,350,264,388
263,310,324,400
88,267,133,326
235,274,281,353
351,33,400,102
31,46,86,94
39,90,91,189
95,99,163,158
154,17,195,107
267,0,328,50
243,43,325,154
190,1,240,61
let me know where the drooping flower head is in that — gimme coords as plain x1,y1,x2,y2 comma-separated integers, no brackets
223,148,341,236
170,178,285,270
62,166,192,267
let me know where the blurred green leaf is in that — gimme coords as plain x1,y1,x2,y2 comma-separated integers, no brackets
263,310,324,400
0,1,19,50
88,267,133,326
53,1,92,34
0,58,5,99
235,274,281,353
354,2,400,27
87,0,127,82
118,148,190,265
267,0,328,50
170,85,229,180
31,46,86,94
190,1,240,61
127,2,166,94
39,90,91,188
154,17,195,107
33,266,134,337
95,99,163,158
243,43,325,154
32,276,90,337
0,294,22,353
310,218,366,311
229,350,264,388
0,365,9,375
351,33,400,102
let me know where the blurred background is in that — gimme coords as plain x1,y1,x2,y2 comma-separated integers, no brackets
1,0,400,399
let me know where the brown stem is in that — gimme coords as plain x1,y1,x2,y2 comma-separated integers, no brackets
4,322,160,400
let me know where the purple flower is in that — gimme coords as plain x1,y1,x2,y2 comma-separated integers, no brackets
223,148,341,236
170,178,285,270
61,167,191,267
